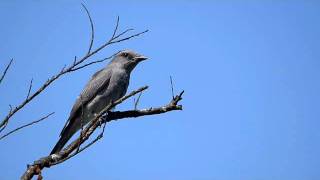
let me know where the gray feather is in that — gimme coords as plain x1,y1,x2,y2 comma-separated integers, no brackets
60,68,111,136
51,50,147,154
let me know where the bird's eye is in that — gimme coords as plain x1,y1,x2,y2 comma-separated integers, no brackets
123,53,128,57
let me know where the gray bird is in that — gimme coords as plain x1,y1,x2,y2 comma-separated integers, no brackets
50,50,148,154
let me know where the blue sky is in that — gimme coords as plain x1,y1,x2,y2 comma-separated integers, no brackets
1,1,320,180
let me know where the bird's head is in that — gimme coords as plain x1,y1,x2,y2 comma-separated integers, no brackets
111,50,148,72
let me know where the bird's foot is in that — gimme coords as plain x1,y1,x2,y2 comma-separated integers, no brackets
50,153,62,162
98,117,104,127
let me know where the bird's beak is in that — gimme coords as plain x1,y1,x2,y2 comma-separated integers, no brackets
133,55,148,62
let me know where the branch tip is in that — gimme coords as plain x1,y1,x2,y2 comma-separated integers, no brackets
81,3,95,55
0,112,54,140
0,58,13,85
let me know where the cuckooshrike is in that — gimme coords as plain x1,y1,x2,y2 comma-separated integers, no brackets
50,50,147,154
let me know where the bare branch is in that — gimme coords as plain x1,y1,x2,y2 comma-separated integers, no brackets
21,87,183,180
0,58,13,85
81,3,95,55
84,29,148,61
60,64,67,73
0,9,148,133
73,56,77,66
113,28,134,40
134,91,143,110
26,78,33,100
109,91,184,121
111,16,120,39
9,105,13,113
0,112,54,140
170,76,175,99
109,30,149,45
69,53,115,72
0,122,7,134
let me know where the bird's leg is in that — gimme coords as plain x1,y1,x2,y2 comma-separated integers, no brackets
98,100,114,127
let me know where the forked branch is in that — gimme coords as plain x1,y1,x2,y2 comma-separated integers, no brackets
0,4,148,136
21,87,184,180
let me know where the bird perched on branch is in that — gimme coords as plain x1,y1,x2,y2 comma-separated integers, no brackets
50,50,148,154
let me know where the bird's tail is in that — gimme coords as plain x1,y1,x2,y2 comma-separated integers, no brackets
50,119,78,155
50,131,73,155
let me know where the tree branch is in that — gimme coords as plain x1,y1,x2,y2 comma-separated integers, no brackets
109,30,148,45
25,78,33,100
68,53,116,72
81,3,95,55
21,87,184,180
0,112,54,140
0,5,148,134
170,75,175,99
0,58,13,85
134,91,143,110
111,16,120,39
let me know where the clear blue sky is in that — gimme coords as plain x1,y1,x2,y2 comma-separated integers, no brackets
0,1,319,180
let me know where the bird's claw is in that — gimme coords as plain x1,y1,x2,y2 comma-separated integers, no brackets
98,118,104,127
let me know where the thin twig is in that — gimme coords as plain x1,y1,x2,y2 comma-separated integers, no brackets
85,29,148,61
0,122,7,134
9,105,13,113
0,58,13,85
70,54,115,72
134,92,143,110
81,3,95,55
113,28,134,40
26,78,33,100
60,65,66,73
111,16,120,39
73,56,77,65
170,76,175,99
109,30,149,45
0,112,54,140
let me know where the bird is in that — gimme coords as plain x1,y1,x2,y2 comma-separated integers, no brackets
50,50,148,154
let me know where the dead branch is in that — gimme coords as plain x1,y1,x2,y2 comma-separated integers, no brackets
0,112,54,140
170,76,175,99
81,3,95,55
0,58,13,85
25,78,33,100
0,4,148,135
21,87,184,180
68,52,119,72
134,91,143,110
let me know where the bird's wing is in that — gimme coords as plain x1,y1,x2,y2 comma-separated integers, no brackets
60,68,112,136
